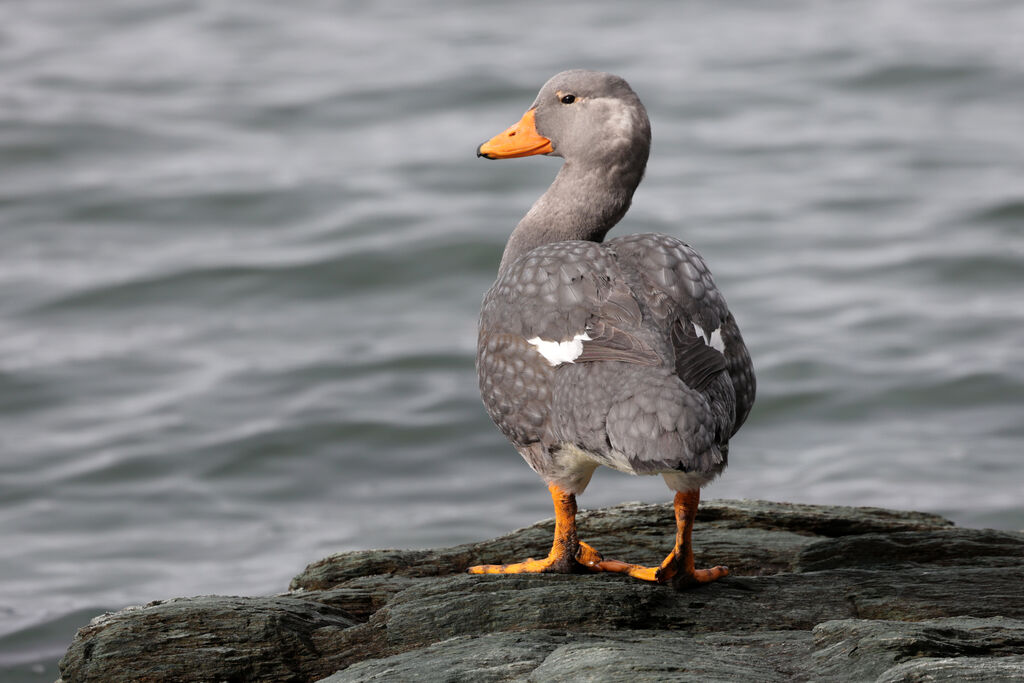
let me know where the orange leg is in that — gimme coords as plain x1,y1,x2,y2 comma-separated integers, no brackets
596,489,728,589
469,483,603,574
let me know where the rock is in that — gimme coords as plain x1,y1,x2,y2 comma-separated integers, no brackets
288,499,954,592
58,596,360,683
797,528,1024,571
875,655,1024,682
319,630,817,683
58,499,1024,682
812,616,1024,681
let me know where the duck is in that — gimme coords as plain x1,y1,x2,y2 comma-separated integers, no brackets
469,70,755,589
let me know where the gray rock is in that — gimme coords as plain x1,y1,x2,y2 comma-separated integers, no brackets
57,499,1024,683
319,631,817,683
797,528,1024,572
317,631,565,683
58,595,360,682
289,499,952,592
875,656,1024,682
813,617,1024,681
522,631,815,683
696,499,953,537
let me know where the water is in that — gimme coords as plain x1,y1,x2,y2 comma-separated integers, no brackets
2,0,1023,679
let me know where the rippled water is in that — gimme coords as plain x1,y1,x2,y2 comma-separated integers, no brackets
2,1,1023,679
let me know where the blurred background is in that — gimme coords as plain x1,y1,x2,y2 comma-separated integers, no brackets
1,0,1023,679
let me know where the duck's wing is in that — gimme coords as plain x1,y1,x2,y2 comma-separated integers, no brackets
607,233,756,435
478,241,661,451
480,240,660,367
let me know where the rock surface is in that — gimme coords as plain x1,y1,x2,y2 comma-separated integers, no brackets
58,499,1024,682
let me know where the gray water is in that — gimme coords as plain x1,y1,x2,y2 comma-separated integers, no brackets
2,1,1023,679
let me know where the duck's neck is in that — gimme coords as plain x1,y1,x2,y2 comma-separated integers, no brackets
498,157,646,276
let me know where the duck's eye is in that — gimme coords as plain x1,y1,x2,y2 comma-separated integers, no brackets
560,94,576,104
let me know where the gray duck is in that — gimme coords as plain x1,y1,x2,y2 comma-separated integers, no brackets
470,70,755,588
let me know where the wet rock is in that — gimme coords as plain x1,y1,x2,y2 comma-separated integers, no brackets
320,630,816,683
812,616,1024,681
696,498,954,537
289,498,952,593
797,528,1024,571
875,655,1024,682
58,596,360,683
58,499,1024,682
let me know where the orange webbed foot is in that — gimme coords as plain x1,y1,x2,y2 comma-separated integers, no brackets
469,483,605,575
468,554,568,574
468,543,603,575
593,558,662,582
591,489,728,589
595,557,729,587
682,565,729,584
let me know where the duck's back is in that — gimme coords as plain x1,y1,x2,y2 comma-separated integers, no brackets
607,233,756,434
477,233,755,482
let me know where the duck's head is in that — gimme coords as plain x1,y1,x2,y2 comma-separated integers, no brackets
477,70,651,167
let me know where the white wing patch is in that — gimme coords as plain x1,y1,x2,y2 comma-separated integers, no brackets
692,322,725,353
527,333,592,366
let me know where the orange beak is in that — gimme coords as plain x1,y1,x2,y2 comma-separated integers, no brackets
477,108,553,159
